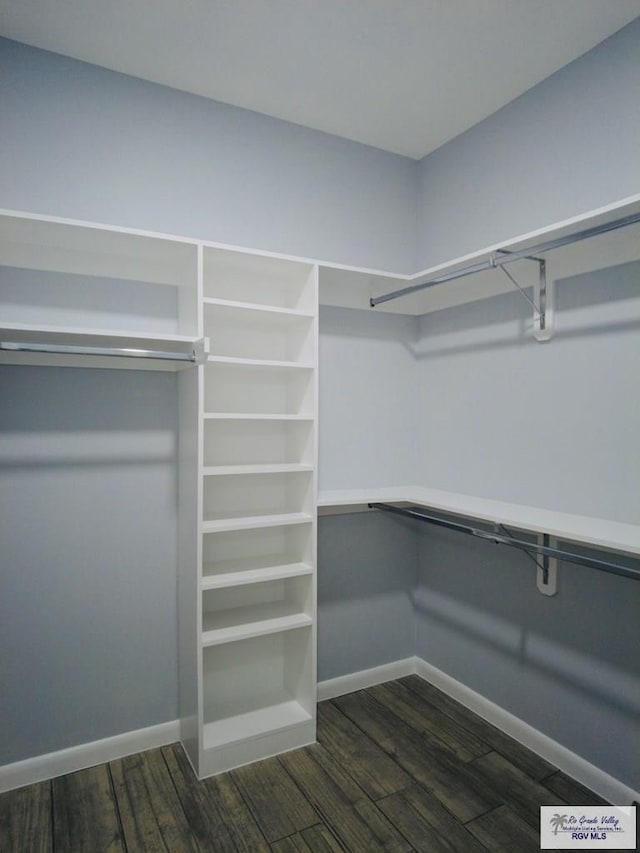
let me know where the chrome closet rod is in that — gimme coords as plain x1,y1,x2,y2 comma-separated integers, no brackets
370,210,640,307
0,341,198,362
368,502,640,582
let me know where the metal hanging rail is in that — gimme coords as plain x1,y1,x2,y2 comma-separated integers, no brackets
370,210,640,307
368,502,640,582
0,341,200,362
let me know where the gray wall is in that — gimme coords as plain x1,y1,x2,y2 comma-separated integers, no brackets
0,38,417,273
318,306,417,491
317,512,416,682
416,18,640,268
0,367,178,764
414,262,640,523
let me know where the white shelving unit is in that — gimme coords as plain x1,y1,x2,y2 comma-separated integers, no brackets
0,210,318,781
182,246,318,778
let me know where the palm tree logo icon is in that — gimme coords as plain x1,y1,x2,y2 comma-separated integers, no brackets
550,814,568,835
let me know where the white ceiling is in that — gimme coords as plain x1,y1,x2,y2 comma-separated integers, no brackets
1,1,638,159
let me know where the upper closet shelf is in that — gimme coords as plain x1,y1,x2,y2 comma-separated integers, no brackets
0,210,200,368
0,322,205,370
318,195,640,316
203,297,314,318
318,487,640,558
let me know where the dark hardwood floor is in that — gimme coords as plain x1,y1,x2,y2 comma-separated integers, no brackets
0,675,615,852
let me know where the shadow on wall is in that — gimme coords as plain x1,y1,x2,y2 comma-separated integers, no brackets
320,304,418,343
0,367,178,471
318,511,418,603
316,512,418,681
0,366,178,430
414,524,640,713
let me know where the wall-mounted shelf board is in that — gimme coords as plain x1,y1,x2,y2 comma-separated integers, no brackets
318,195,640,316
203,297,314,319
318,487,640,557
203,413,314,422
207,355,314,370
0,210,197,286
202,561,313,590
203,464,314,476
202,512,313,535
0,322,203,370
202,604,313,646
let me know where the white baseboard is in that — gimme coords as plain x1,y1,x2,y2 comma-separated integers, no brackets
414,657,640,806
317,657,417,701
0,719,180,794
3,659,637,805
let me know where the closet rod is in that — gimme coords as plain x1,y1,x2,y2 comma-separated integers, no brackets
0,341,199,362
370,210,640,307
368,502,640,582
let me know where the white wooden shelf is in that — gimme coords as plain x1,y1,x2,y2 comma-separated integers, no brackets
201,603,312,646
207,355,314,370
0,322,203,370
319,195,640,316
202,561,313,590
203,296,313,318
203,412,314,422
203,699,312,751
203,463,314,477
0,320,199,344
0,209,197,287
318,486,640,556
203,512,313,534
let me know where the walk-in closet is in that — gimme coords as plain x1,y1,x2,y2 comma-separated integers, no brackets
1,6,639,850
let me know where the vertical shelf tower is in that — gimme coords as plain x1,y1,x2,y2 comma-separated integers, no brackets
179,247,318,777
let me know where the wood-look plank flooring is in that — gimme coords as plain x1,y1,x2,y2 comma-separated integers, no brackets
0,676,618,852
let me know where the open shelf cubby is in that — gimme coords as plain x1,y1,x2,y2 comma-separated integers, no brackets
203,362,314,416
0,213,198,339
202,524,313,587
204,301,314,362
203,247,315,312
202,470,313,525
201,575,312,646
203,417,314,467
201,627,314,750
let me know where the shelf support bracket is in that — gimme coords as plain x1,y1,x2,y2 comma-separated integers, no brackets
536,533,558,596
492,256,553,342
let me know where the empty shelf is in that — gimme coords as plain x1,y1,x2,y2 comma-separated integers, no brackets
203,699,312,750
207,355,314,369
202,512,313,533
202,561,313,590
203,297,313,318
203,412,314,421
202,602,312,646
203,463,314,476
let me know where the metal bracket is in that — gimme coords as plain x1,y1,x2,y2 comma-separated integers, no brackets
493,255,554,342
536,533,558,596
533,259,554,342
497,524,558,595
